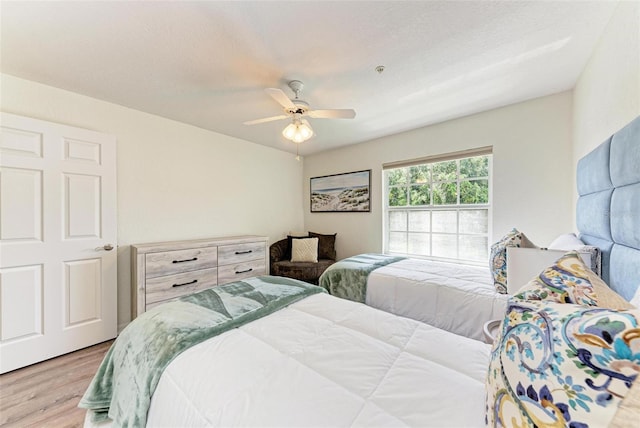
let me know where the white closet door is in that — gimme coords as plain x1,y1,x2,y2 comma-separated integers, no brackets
0,112,117,373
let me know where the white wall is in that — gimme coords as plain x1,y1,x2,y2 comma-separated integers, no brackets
303,92,574,259
572,0,640,213
1,74,304,329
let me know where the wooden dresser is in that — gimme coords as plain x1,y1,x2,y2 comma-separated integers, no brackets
131,235,268,318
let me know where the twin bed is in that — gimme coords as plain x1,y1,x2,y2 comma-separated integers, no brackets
82,116,640,427
319,254,508,341
83,276,492,427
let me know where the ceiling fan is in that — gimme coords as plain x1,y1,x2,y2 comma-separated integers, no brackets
244,80,356,143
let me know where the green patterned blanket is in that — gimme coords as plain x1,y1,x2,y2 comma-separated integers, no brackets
79,276,325,428
319,253,406,303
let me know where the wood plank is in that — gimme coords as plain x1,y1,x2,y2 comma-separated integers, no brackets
0,340,112,427
2,375,91,426
0,343,109,399
1,355,100,409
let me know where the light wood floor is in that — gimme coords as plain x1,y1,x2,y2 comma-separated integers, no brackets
0,340,113,428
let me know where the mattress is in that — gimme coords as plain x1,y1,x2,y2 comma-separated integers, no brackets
93,293,491,427
366,259,509,341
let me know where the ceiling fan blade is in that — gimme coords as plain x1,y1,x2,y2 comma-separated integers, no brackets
243,115,289,125
307,109,356,119
265,88,296,110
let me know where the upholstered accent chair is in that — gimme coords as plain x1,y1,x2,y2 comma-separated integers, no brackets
269,232,336,285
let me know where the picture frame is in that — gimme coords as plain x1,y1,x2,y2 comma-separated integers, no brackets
310,169,371,212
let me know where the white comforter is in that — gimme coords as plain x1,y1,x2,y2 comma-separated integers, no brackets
140,293,490,427
367,259,509,341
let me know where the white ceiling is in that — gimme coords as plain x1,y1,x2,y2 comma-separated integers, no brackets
0,1,617,156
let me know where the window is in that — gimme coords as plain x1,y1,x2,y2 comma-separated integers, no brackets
383,149,491,264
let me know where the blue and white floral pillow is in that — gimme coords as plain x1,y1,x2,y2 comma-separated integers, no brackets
513,251,597,306
485,299,640,427
490,228,536,294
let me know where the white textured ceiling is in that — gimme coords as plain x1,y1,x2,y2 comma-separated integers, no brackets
1,1,617,156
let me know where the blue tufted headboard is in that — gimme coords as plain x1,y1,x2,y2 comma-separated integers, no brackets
576,116,640,300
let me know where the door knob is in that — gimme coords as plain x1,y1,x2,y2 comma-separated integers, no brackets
96,244,114,251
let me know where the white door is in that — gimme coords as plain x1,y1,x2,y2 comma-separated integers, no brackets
0,112,117,373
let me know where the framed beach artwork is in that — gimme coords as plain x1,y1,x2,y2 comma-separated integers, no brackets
310,169,371,212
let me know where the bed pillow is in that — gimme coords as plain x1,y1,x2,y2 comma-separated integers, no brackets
486,299,640,428
291,237,319,263
590,271,635,310
548,233,584,250
513,251,597,306
548,233,602,277
490,228,536,294
610,376,640,428
308,231,337,260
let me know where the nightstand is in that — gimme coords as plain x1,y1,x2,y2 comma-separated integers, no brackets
483,319,502,344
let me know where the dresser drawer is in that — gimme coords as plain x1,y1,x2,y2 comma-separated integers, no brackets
218,259,266,284
218,242,265,265
145,267,218,305
145,246,218,278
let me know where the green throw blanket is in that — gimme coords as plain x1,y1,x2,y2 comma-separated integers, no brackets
319,253,406,303
79,275,325,428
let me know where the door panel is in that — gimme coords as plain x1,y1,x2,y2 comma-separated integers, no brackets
64,173,101,239
0,126,43,158
0,112,117,373
0,167,42,241
0,265,43,341
65,258,101,326
64,137,101,164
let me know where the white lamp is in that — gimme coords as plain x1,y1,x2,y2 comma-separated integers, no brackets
282,117,314,143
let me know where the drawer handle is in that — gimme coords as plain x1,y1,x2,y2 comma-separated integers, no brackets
235,250,253,255
173,279,198,287
173,257,198,264
236,268,253,274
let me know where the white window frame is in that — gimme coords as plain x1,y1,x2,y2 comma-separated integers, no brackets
382,150,493,265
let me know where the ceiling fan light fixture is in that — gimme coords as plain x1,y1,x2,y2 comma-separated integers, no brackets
247,80,353,147
282,119,314,143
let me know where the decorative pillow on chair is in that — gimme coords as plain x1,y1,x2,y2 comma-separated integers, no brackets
486,299,640,428
490,228,537,294
291,237,319,263
287,234,309,259
308,232,336,260
513,251,597,306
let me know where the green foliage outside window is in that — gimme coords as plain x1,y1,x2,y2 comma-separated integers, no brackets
409,184,430,205
387,155,489,207
460,179,489,204
388,169,407,186
389,186,407,206
459,157,488,178
409,165,429,183
432,160,457,182
432,182,457,205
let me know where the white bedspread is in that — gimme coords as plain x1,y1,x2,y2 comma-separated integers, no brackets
367,259,509,341
141,293,490,427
